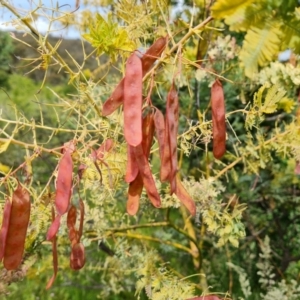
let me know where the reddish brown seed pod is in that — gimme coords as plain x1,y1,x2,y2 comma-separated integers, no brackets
165,83,179,194
46,207,58,290
70,243,85,270
93,139,114,161
55,146,73,215
67,205,78,245
174,177,196,216
124,52,143,146
211,79,226,159
125,144,139,183
127,174,143,216
126,111,155,215
160,115,172,183
142,110,155,157
46,215,61,241
3,183,31,270
0,198,12,261
102,37,167,116
133,144,161,208
141,36,168,75
153,108,165,160
102,79,125,117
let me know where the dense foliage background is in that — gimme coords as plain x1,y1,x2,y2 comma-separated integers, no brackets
1,0,300,299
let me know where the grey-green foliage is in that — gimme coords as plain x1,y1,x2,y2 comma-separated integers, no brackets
229,236,300,299
227,262,252,299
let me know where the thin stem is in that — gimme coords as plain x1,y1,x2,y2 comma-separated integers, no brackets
0,138,61,156
0,117,101,133
113,232,196,256
215,130,292,179
143,16,213,81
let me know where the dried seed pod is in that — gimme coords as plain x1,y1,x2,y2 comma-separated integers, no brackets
125,144,139,183
3,183,31,270
102,79,125,116
127,174,143,216
55,143,74,215
124,52,143,147
141,36,167,75
211,79,226,159
70,243,85,270
133,144,161,208
46,215,61,241
142,110,155,157
175,177,196,216
160,118,172,182
153,108,165,160
67,205,78,245
92,139,114,161
0,198,12,261
165,83,179,194
102,37,167,116
126,111,156,215
46,207,58,290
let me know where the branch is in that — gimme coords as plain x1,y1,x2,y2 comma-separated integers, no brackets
113,232,196,257
215,130,292,179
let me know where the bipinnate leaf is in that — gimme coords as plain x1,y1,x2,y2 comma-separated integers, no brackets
211,0,254,20
239,25,282,78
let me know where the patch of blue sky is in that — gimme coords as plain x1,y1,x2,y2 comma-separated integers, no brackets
0,0,84,39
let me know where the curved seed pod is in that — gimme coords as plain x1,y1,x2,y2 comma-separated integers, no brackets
133,144,161,208
124,52,143,146
175,177,196,216
67,205,78,244
55,147,73,215
93,138,114,161
153,108,165,160
0,198,12,261
211,79,226,159
166,83,179,194
70,243,85,270
46,215,61,241
102,37,167,116
125,144,139,183
102,79,124,116
46,207,58,289
160,115,172,182
3,183,31,270
142,110,155,158
126,111,156,215
141,36,168,75
127,174,143,216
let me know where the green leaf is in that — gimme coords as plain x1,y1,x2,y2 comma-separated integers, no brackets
211,0,254,20
240,24,282,78
262,84,286,114
82,13,135,61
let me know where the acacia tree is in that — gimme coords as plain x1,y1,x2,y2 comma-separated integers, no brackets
0,0,300,299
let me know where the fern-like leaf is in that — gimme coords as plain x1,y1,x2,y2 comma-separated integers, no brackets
240,24,282,78
211,0,254,19
262,84,286,114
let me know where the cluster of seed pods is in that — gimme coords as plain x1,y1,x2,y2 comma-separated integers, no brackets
0,37,226,291
102,37,197,216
